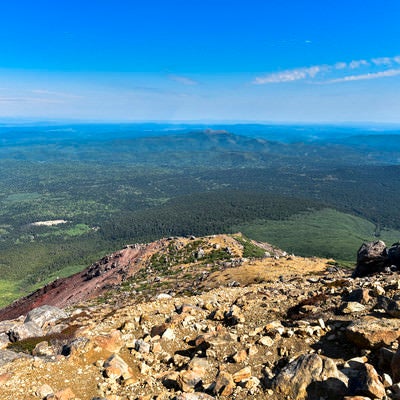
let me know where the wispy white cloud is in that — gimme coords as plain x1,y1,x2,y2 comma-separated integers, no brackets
0,95,64,104
334,62,347,70
254,55,400,85
326,69,400,83
349,59,370,69
169,75,198,86
0,97,27,102
371,57,393,66
31,89,83,99
253,65,327,84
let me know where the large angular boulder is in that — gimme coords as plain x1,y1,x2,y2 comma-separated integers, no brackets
24,305,67,329
0,349,27,368
8,321,44,342
345,362,386,399
272,353,348,399
391,345,400,383
346,316,400,349
353,241,388,277
103,353,135,382
377,295,400,318
388,243,400,268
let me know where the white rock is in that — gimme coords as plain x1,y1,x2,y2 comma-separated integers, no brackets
258,336,274,347
162,328,176,340
156,293,172,300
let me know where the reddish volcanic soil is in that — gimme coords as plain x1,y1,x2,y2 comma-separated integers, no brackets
0,241,163,321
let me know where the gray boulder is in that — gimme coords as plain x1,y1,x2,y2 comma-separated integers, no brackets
353,240,388,277
388,242,400,268
8,321,44,342
0,349,27,367
272,353,348,399
377,295,400,318
24,305,67,329
0,332,10,349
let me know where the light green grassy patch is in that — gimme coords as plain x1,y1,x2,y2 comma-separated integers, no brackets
28,264,86,292
0,280,21,307
63,224,92,236
235,208,400,262
0,264,88,308
37,224,92,239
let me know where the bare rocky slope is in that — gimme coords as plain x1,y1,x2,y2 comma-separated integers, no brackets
0,234,400,399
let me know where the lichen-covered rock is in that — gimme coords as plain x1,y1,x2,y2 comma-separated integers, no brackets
273,354,348,400
8,321,44,342
177,370,203,392
346,316,400,348
24,305,68,329
0,349,27,367
0,332,10,349
354,240,388,277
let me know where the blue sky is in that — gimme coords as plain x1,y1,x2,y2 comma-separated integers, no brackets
0,0,400,123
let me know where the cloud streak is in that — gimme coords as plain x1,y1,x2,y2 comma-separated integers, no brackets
253,65,327,84
253,55,400,85
31,89,83,99
326,69,400,83
0,95,64,104
169,74,198,86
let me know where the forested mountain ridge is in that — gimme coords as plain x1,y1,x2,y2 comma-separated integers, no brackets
0,123,399,307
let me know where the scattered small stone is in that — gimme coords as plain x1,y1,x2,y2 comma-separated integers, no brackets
214,370,235,396
36,383,54,398
162,328,176,340
341,302,366,314
135,339,151,353
156,293,173,300
103,354,134,382
232,349,247,363
232,366,251,383
258,336,274,347
53,387,76,400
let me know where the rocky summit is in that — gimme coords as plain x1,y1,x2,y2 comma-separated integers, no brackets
1,235,400,399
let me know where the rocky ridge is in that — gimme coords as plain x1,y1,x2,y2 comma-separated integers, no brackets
0,235,400,399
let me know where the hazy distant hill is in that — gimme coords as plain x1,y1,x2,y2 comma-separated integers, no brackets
0,123,399,307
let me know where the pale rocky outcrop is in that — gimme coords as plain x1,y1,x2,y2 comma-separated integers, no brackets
24,305,68,328
2,235,400,399
272,353,348,399
346,316,400,348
